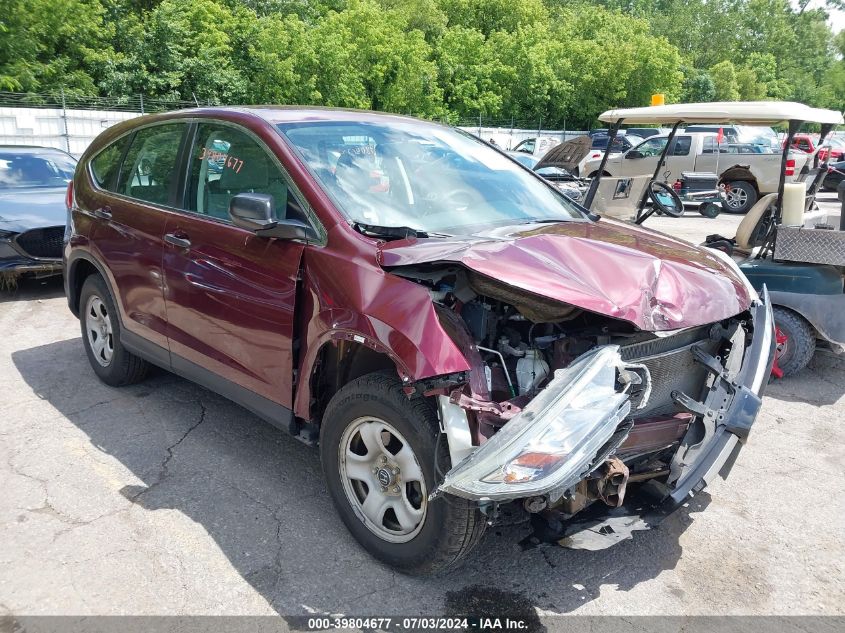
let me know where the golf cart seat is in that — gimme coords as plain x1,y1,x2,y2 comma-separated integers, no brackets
704,192,778,258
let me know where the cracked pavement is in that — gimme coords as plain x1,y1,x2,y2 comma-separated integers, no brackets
1,208,844,617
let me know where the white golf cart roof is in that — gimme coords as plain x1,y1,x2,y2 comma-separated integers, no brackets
599,101,844,125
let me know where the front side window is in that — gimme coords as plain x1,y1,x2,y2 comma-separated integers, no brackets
277,121,583,235
90,137,129,190
117,123,185,206
633,137,666,157
631,136,691,157
186,123,307,223
0,150,76,189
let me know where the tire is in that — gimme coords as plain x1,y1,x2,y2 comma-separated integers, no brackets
723,180,757,214
772,306,816,377
320,372,486,575
699,202,721,218
79,274,149,386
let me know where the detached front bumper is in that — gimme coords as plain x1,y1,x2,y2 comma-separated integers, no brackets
436,290,776,511
665,289,775,504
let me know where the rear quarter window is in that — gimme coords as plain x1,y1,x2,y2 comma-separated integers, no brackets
90,137,129,190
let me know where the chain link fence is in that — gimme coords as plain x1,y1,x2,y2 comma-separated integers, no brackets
0,90,205,113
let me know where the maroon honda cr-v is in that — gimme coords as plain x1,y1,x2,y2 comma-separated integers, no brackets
65,107,775,574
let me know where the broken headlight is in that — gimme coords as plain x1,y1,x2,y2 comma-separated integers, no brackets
436,346,631,502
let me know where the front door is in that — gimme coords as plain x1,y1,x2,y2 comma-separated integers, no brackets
162,121,308,410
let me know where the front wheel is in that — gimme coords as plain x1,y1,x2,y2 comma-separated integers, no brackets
320,372,486,575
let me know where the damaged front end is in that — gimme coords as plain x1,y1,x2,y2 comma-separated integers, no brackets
436,345,633,503
400,261,775,544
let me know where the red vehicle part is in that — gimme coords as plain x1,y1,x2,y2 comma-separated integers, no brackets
771,325,788,379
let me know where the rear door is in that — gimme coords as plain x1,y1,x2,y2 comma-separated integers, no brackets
161,120,311,408
86,122,187,355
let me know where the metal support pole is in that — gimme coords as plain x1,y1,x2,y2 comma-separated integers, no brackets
60,87,70,153
583,120,622,210
139,93,144,115
775,120,801,225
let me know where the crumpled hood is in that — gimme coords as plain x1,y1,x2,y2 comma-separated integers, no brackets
378,220,752,331
0,187,67,234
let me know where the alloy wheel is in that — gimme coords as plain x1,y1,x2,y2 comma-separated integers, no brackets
725,186,748,210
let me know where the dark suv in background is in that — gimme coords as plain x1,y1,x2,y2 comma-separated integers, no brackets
64,107,775,574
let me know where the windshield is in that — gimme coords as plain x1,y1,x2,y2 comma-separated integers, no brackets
0,150,76,188
277,121,582,235
509,153,539,169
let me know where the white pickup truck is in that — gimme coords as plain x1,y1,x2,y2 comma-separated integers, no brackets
583,132,809,213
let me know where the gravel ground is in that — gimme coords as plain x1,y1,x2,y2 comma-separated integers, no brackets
1,198,843,617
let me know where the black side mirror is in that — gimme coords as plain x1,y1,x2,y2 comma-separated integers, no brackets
229,193,276,231
625,150,643,159
229,192,312,241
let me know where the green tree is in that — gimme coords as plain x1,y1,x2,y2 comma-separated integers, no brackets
435,26,505,119
709,60,740,101
438,0,548,37
0,0,115,94
312,0,444,115
681,68,716,102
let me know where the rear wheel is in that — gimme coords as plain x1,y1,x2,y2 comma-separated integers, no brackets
772,306,816,377
80,274,149,386
320,372,485,574
723,180,757,214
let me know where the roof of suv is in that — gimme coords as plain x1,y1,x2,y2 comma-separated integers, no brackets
229,106,434,126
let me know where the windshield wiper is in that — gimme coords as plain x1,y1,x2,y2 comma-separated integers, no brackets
353,223,450,240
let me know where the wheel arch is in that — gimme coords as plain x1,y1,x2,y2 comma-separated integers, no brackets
66,251,118,320
303,336,407,425
719,166,759,192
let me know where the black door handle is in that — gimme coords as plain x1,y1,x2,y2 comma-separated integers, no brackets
93,206,112,220
164,233,191,249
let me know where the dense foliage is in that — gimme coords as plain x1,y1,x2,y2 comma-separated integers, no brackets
0,0,843,127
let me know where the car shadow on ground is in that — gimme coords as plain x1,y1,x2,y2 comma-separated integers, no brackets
12,337,710,617
0,275,64,303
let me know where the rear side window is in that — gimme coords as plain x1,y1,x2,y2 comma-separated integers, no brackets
90,137,129,190
117,123,185,206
